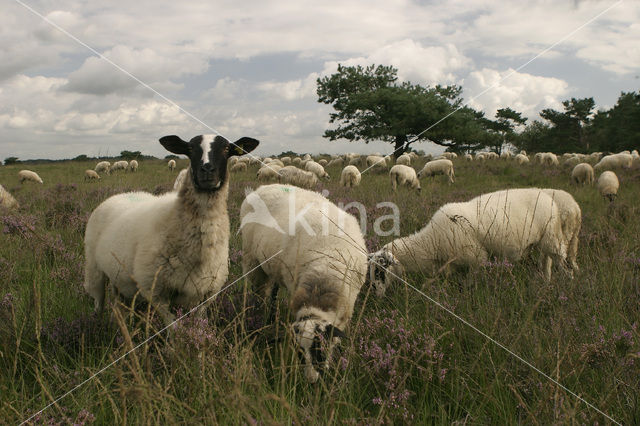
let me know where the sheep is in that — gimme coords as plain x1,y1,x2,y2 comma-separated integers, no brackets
230,162,248,173
366,155,387,171
168,159,177,171
475,153,487,161
368,188,569,296
268,159,285,168
348,156,363,167
0,184,19,210
84,170,100,181
500,151,512,159
416,159,454,183
441,152,457,160
302,154,312,161
515,153,529,165
292,157,302,166
542,189,581,274
597,171,619,202
128,160,139,172
257,164,283,182
389,165,420,192
18,170,43,184
408,152,419,161
95,161,111,175
571,163,594,186
539,153,559,166
340,165,361,188
318,159,328,167
240,184,367,383
111,160,129,172
464,154,473,161
280,156,292,165
277,166,318,189
594,153,633,171
327,158,344,168
83,134,259,325
395,154,411,165
305,161,330,181
173,168,188,191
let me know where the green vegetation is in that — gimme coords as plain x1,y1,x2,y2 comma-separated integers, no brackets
0,158,638,424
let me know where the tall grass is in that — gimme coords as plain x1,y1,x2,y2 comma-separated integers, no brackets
0,157,638,424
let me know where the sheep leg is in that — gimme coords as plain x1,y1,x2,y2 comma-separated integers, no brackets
84,264,108,314
264,281,279,325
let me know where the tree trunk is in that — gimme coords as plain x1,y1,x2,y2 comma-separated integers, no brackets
393,135,407,159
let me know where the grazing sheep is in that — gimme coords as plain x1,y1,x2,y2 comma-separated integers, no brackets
389,165,420,192
539,153,559,166
240,184,367,383
280,156,292,165
500,151,512,159
128,160,139,172
348,156,364,167
571,163,594,186
257,164,283,182
366,155,387,171
111,160,129,172
84,134,259,325
18,170,43,184
302,154,312,161
597,171,619,202
269,159,285,168
168,159,177,171
277,166,318,189
327,158,344,168
230,162,248,173
0,184,19,210
594,153,633,171
318,159,328,167
173,168,188,191
368,188,570,295
475,153,487,161
515,153,529,165
292,157,302,166
84,170,100,181
95,161,111,175
542,189,581,274
417,159,455,183
395,154,411,165
441,152,458,160
340,165,361,188
464,154,473,161
305,161,330,181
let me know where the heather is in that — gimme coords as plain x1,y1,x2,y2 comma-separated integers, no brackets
1,157,639,424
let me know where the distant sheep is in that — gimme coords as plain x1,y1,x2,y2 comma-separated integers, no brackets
340,165,361,188
257,164,283,182
539,153,559,166
366,155,387,172
318,159,328,167
594,153,632,171
111,160,129,172
389,165,420,192
95,161,111,175
571,163,594,186
597,171,619,202
417,159,454,183
280,156,292,165
230,162,248,173
277,166,318,189
84,170,100,181
0,184,19,210
18,170,43,184
305,161,330,181
327,158,344,168
515,154,529,165
240,184,367,383
395,154,411,165
168,159,177,171
464,154,473,161
128,160,138,172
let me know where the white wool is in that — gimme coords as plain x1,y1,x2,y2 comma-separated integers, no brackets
389,165,420,191
111,160,129,172
318,159,328,167
0,184,19,210
340,165,361,188
257,164,283,182
18,170,43,184
515,153,529,165
304,161,330,181
173,168,188,191
84,170,100,181
541,189,581,274
280,157,292,165
369,188,569,295
416,159,455,183
230,162,248,172
597,171,619,201
128,160,138,172
168,159,177,171
327,158,344,168
464,154,473,161
95,161,111,175
441,152,457,160
278,166,318,189
571,163,594,186
395,154,411,165
594,153,632,171
240,184,367,383
366,155,387,170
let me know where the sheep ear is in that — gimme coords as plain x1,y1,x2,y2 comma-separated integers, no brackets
324,324,347,340
230,137,260,157
159,135,191,156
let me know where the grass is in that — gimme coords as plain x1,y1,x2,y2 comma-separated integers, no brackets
1,156,639,424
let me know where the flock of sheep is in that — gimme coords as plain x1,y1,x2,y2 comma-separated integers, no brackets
0,137,636,384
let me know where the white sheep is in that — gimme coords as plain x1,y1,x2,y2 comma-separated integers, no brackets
318,159,328,167
280,156,292,165
84,170,100,181
441,152,458,160
500,151,512,159
515,154,529,165
111,160,129,172
539,152,559,166
173,168,188,191
594,153,632,171
305,161,330,181
257,164,283,182
368,188,569,295
571,163,594,186
277,166,318,189
292,157,302,166
269,159,285,168
0,184,19,210
240,184,367,383
395,154,411,165
168,159,177,171
230,162,248,173
542,189,581,274
339,165,361,188
18,170,43,184
475,152,487,161
597,171,619,202
95,161,111,175
416,159,455,183
389,165,420,192
128,160,139,172
84,134,259,325
366,155,387,171
302,154,312,161
464,153,473,161
327,158,344,168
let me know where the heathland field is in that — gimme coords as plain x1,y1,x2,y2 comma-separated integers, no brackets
0,156,638,424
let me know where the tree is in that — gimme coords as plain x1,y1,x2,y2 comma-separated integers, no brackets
539,97,595,152
4,157,19,165
120,150,142,160
317,64,477,157
487,107,527,153
589,91,640,152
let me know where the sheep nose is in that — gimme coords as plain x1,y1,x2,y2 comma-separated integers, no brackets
201,163,214,173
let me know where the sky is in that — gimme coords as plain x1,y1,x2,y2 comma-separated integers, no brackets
0,0,638,161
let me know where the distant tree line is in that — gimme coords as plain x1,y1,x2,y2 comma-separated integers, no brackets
317,64,640,156
3,150,158,165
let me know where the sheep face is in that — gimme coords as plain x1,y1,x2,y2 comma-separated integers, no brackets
159,134,259,192
367,248,399,296
292,318,345,383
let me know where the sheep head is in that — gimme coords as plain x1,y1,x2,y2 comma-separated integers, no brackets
160,134,259,192
367,247,400,297
292,318,346,383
